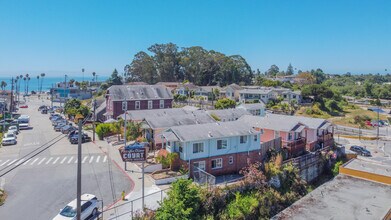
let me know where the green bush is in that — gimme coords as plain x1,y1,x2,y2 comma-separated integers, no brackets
95,123,113,140
332,160,344,176
223,193,259,220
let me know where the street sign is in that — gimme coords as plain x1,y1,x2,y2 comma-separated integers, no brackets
119,147,146,162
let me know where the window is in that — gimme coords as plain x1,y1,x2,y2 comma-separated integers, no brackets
148,100,153,109
81,201,92,212
240,135,247,144
194,161,206,171
179,146,183,153
135,101,140,110
288,133,292,141
160,100,164,109
293,95,296,98
193,143,204,153
228,156,234,164
211,158,223,169
217,139,228,150
253,135,258,142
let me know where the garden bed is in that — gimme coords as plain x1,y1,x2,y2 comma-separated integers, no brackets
151,169,188,185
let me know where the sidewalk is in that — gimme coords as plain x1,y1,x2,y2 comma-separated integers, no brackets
84,131,168,219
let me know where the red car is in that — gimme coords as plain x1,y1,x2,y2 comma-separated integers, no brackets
20,105,28,108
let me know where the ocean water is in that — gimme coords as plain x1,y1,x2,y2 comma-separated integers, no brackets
0,75,109,92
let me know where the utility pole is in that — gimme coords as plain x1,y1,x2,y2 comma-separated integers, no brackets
76,120,82,220
92,99,97,142
50,84,53,109
122,100,127,170
142,161,145,209
10,77,14,113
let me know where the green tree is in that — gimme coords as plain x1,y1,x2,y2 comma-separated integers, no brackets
100,83,109,91
286,63,294,75
95,123,112,140
108,69,123,86
311,68,326,84
214,98,236,109
223,193,259,219
363,81,373,97
267,65,279,77
148,43,181,82
0,81,7,91
126,51,159,84
156,178,201,220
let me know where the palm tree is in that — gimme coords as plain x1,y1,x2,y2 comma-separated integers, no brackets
69,79,75,87
92,72,96,82
36,76,40,93
27,76,31,95
40,73,45,93
23,77,27,95
0,81,7,91
25,74,29,94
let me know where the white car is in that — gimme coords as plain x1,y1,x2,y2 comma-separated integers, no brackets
4,132,17,139
8,126,19,135
2,134,17,146
53,194,99,220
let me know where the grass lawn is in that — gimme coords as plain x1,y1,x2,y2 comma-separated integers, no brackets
296,105,388,129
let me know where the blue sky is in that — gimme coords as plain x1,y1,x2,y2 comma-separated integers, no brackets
0,0,390,77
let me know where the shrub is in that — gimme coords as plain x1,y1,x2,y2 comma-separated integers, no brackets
223,192,259,219
332,160,344,176
95,123,112,140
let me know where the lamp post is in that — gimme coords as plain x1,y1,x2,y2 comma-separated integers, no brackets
122,100,128,170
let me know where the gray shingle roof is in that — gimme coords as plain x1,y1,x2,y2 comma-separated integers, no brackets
239,89,273,95
107,85,173,101
164,121,260,142
143,110,216,129
206,108,250,121
237,103,266,111
119,108,187,121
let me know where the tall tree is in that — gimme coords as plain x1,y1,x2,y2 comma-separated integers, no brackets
126,51,158,84
92,72,96,82
148,43,181,82
286,63,294,75
267,65,279,77
40,73,45,93
0,81,7,91
108,69,123,86
36,76,40,93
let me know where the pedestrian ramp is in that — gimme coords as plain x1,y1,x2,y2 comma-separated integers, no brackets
0,154,108,167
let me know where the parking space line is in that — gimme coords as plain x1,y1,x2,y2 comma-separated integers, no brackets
15,159,25,166
89,156,94,163
103,155,107,163
45,157,53,164
68,157,74,164
22,159,31,165
8,159,17,166
37,158,46,165
0,160,10,166
60,157,67,164
30,158,39,165
96,156,100,163
81,156,88,164
52,157,60,164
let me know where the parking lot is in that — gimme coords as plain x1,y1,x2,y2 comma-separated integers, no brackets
0,96,132,220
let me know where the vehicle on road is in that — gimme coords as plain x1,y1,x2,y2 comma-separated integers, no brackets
54,123,68,132
350,145,371,157
53,194,98,220
20,105,28,108
38,105,47,111
19,123,30,130
2,134,17,145
70,133,91,144
41,109,48,114
61,125,76,134
8,125,19,135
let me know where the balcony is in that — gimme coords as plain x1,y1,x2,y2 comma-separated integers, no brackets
318,133,334,148
283,138,306,158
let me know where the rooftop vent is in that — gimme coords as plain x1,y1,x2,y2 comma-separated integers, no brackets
208,132,213,138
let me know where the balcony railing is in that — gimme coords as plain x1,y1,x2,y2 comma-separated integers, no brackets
318,133,333,142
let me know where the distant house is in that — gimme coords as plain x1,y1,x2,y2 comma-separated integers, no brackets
161,121,262,176
194,86,221,101
206,108,251,122
239,114,333,158
105,85,173,119
239,88,274,104
237,103,266,116
155,82,181,92
50,82,92,101
175,83,198,96
220,83,243,101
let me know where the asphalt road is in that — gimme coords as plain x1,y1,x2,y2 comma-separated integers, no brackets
0,96,132,220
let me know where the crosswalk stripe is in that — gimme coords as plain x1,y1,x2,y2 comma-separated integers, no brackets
89,156,94,163
0,160,10,166
8,159,17,166
82,156,88,163
52,157,60,164
37,158,46,165
96,156,100,163
68,157,74,164
74,159,78,164
60,157,67,164
103,155,107,163
30,158,39,165
45,157,53,164
22,159,31,165
15,159,25,166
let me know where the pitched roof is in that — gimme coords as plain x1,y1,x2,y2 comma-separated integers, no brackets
107,85,173,101
164,121,260,142
225,83,243,91
237,102,266,110
206,108,251,121
239,88,273,95
119,108,187,121
144,110,215,129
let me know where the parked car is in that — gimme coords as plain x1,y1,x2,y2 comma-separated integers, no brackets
2,134,17,145
8,126,19,135
52,119,66,126
53,194,98,220
4,132,17,139
38,105,47,111
61,125,76,134
20,105,28,108
70,133,91,144
50,114,61,120
54,123,68,132
350,145,371,157
41,109,48,114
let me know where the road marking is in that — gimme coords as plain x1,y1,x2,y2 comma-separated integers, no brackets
30,158,39,165
22,159,31,165
52,157,60,164
96,156,100,163
0,160,10,166
60,157,67,164
37,158,46,165
68,157,74,164
7,159,17,166
15,159,25,166
103,155,107,163
74,159,78,164
82,156,88,163
89,156,94,163
45,157,53,164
